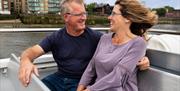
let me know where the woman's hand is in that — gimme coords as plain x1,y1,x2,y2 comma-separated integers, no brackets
137,56,150,70
83,89,90,91
77,85,86,91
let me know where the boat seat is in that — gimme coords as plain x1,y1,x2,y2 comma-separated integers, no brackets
138,49,180,91
138,67,180,91
147,34,180,54
0,54,50,91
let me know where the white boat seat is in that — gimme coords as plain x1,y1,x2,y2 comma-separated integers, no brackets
147,34,180,54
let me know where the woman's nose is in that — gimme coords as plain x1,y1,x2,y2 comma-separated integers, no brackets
108,15,112,20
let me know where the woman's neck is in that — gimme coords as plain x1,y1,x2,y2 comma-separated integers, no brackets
112,30,137,45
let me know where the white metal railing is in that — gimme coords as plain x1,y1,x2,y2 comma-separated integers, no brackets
0,28,179,35
149,29,180,35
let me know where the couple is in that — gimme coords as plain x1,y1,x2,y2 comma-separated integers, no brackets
19,0,157,91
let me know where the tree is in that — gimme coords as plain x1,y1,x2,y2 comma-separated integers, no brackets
164,6,174,12
152,6,175,17
86,3,96,15
152,8,166,17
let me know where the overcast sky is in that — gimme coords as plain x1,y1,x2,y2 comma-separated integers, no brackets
84,0,180,9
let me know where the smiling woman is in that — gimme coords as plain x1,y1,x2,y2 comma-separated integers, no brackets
77,0,157,91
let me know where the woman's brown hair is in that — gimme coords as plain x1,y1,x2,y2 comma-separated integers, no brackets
115,0,158,36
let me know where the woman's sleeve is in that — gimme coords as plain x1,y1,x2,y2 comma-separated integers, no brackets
88,39,147,91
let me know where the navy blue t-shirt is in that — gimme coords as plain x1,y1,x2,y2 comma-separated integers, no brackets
39,27,102,78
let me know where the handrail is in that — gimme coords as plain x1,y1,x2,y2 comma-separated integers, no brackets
0,28,179,35
148,29,180,35
0,28,110,32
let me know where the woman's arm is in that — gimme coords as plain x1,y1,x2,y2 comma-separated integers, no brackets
87,39,146,91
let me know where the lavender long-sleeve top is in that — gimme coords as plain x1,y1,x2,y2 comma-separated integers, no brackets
79,33,147,91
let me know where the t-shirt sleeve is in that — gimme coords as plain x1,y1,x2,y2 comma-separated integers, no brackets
39,33,55,53
88,39,147,91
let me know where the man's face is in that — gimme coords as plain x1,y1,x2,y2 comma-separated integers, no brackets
64,2,87,31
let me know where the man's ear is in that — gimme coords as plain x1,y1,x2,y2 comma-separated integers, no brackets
63,14,69,22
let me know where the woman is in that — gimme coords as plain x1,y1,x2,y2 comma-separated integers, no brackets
77,0,157,91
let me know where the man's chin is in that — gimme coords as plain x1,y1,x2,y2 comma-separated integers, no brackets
79,25,86,30
109,27,115,32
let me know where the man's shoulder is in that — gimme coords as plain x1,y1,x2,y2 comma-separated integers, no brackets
57,27,66,34
51,27,66,37
85,27,98,33
85,27,103,37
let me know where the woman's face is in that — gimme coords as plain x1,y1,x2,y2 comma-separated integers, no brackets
108,5,128,32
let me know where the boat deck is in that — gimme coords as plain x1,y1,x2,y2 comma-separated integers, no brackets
0,28,180,91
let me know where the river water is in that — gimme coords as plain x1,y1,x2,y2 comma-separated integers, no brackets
0,32,53,58
0,24,179,58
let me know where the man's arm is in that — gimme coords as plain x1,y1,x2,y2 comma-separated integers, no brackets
18,45,45,87
137,56,150,70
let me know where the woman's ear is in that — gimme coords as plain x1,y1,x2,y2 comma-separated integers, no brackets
124,18,130,23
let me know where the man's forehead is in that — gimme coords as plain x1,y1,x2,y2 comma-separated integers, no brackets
69,3,85,12
74,6,84,11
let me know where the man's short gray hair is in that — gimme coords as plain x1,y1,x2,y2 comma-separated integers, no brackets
60,0,84,14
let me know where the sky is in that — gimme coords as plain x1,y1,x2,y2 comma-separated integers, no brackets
85,0,180,9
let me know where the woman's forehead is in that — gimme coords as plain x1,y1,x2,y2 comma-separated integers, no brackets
113,5,121,12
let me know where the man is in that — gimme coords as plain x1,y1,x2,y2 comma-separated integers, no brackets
18,0,149,91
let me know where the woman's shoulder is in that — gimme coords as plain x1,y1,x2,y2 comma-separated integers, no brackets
134,36,146,43
132,36,147,47
101,33,113,39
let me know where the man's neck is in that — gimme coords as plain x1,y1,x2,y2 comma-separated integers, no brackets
66,27,84,37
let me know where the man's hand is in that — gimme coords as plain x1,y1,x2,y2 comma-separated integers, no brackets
137,56,150,70
18,60,39,87
18,45,44,87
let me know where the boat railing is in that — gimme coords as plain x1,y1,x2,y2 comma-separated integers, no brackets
0,54,51,91
0,28,180,35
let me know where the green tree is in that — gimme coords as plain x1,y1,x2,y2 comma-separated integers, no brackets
152,6,174,17
164,6,174,12
152,8,166,17
86,3,96,15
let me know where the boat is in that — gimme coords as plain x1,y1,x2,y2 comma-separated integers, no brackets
0,28,180,91
0,54,54,91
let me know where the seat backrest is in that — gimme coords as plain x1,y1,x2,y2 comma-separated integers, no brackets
138,49,180,91
138,67,180,91
147,34,180,54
